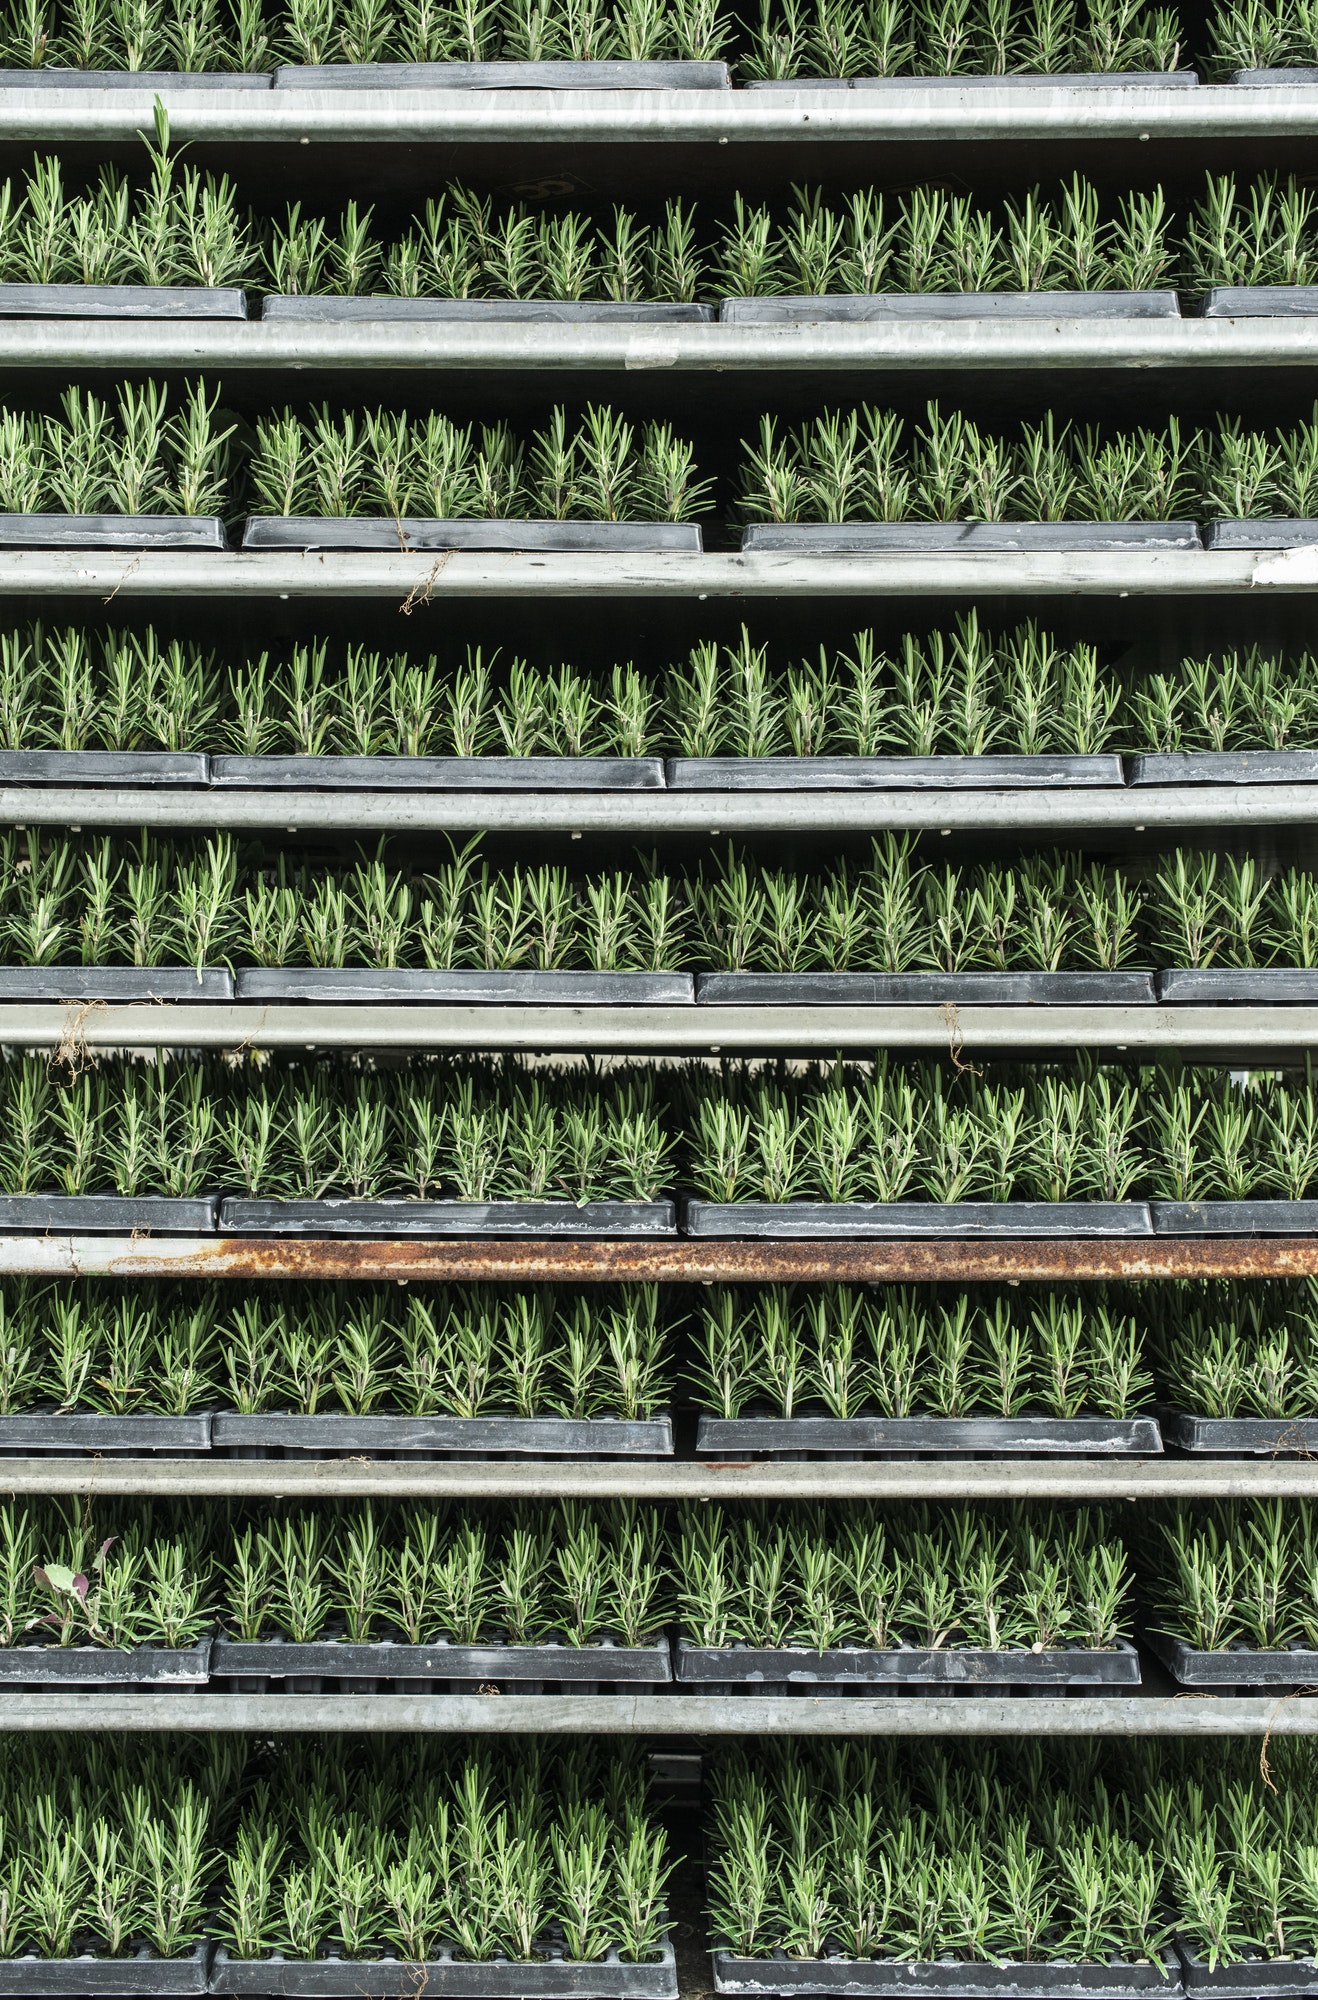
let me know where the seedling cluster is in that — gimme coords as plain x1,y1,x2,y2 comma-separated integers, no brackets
1147,1498,1318,1651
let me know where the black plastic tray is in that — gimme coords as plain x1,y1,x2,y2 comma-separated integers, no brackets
666,755,1122,791
211,1942,678,1999
741,522,1201,553
0,1412,212,1453
219,1198,676,1237
274,58,728,87
1156,969,1318,1002
0,1638,211,1684
210,755,664,790
1150,1202,1318,1235
0,68,271,86
676,1636,1139,1686
695,1415,1162,1456
1201,287,1318,317
0,967,232,1000
711,1949,1182,1998
0,514,226,549
1205,520,1318,550
1178,1946,1318,1997
0,750,208,785
720,291,1179,322
232,969,693,1004
0,283,246,318
210,1412,673,1455
1126,751,1318,785
211,1635,670,1682
1160,1413,1318,1455
695,972,1154,1005
684,1202,1153,1239
263,297,714,323
0,1195,217,1232
1146,1631,1318,1688
240,517,701,553
0,1947,210,1996
1232,68,1318,85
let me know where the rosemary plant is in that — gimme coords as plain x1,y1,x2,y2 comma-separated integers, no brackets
1148,1279,1318,1419
0,382,232,515
744,0,1183,79
0,1498,215,1648
1207,0,1318,74
1144,1499,1318,1651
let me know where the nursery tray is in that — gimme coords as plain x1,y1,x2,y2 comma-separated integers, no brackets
1159,1412,1318,1455
274,58,729,86
233,969,694,1004
676,1636,1140,1686
1127,751,1318,785
0,967,232,1000
1151,1202,1318,1234
211,1941,678,1999
695,1415,1162,1456
0,1196,217,1232
1204,520,1318,550
0,1412,212,1452
1156,969,1318,1002
240,518,701,553
0,283,247,318
219,1199,676,1237
0,1945,210,1996
0,514,226,549
740,523,1201,553
720,292,1179,322
0,67,271,85
211,1635,671,1682
684,1202,1153,1239
1178,1946,1318,1996
666,755,1123,790
0,1637,212,1684
1232,68,1318,85
0,750,207,785
210,1412,673,1454
263,297,714,323
711,1949,1181,1998
210,755,664,790
695,972,1154,1005
1201,287,1318,317
1146,1631,1318,1689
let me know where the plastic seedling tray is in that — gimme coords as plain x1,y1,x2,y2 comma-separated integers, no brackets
746,71,1197,87
1232,68,1318,85
0,1637,211,1684
240,517,701,553
1159,1412,1318,1455
210,755,664,790
1200,287,1318,317
695,1414,1162,1456
0,749,208,784
0,67,271,85
210,1412,674,1454
1145,1631,1318,1689
741,522,1201,553
696,972,1154,1006
684,1202,1153,1239
211,1940,678,1999
219,1198,676,1237
711,1948,1182,1998
233,969,694,1004
1178,1946,1318,1997
1151,1202,1318,1234
263,296,714,323
0,1412,212,1453
1127,751,1318,785
211,1634,671,1682
0,1946,210,1996
666,755,1122,791
676,1635,1140,1686
274,58,728,87
720,292,1179,323
1205,520,1318,550
0,1195,217,1232
1156,969,1318,1002
0,283,247,319
0,515,226,549
0,966,232,1000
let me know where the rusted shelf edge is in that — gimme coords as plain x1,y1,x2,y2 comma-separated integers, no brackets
3,1692,1317,1735
2,1235,1318,1281
5,1458,1318,1499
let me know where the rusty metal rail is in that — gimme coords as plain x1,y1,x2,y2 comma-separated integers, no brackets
2,1235,1318,1281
